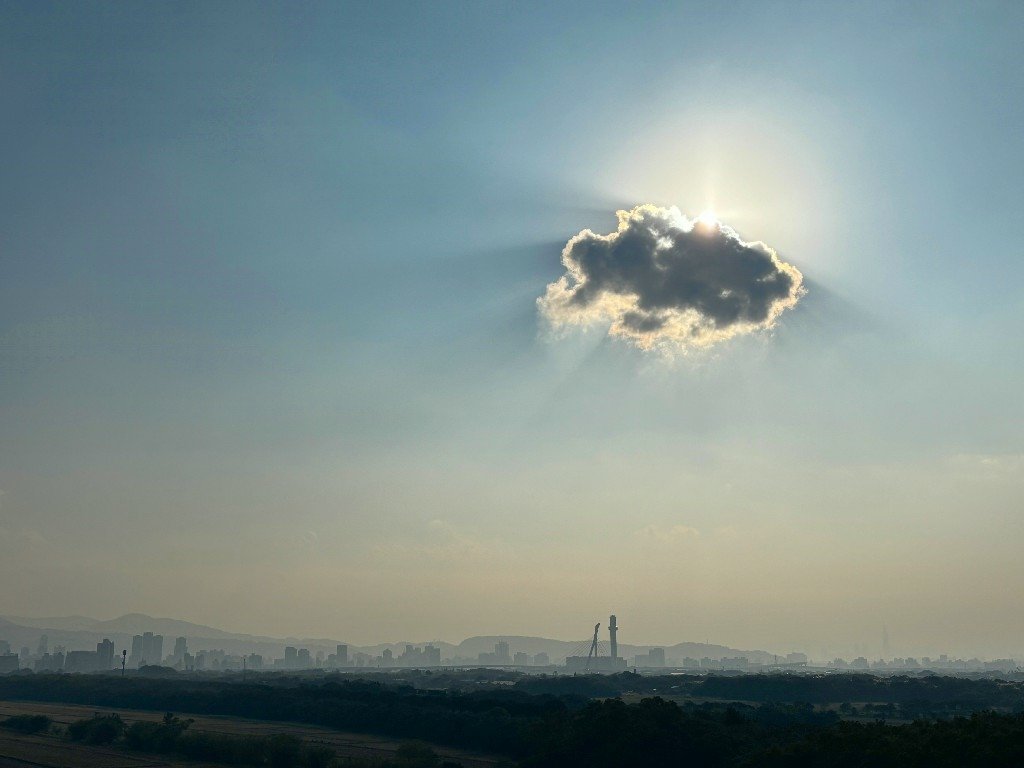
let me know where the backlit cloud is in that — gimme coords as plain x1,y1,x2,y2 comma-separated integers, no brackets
539,205,804,350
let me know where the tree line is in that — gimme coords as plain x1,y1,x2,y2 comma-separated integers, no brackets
3,673,1024,765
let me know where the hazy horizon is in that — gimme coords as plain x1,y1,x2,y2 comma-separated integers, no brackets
3,606,1022,665
3,3,1023,662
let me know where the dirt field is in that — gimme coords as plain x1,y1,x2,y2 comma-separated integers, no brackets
0,729,221,768
0,700,505,768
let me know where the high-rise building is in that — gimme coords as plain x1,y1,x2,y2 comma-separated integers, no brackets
96,639,115,670
336,644,348,665
425,645,441,666
36,635,48,656
130,635,144,665
298,648,311,668
173,637,188,662
141,632,156,664
495,641,510,662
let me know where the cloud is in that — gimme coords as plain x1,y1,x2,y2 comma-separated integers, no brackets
539,205,804,350
0,524,51,557
632,524,701,546
945,453,1024,481
371,520,512,565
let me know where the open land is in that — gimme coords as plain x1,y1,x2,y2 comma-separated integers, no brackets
0,700,503,768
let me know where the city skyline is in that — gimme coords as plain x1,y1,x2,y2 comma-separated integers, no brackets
2,610,1023,668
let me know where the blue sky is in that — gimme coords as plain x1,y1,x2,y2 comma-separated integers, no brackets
2,1,1023,656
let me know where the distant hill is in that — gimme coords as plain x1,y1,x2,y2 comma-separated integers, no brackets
87,613,263,642
3,615,99,632
0,613,775,664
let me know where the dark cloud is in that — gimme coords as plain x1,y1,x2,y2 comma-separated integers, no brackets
539,205,804,350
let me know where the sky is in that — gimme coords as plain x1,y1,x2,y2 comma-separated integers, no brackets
2,1,1023,659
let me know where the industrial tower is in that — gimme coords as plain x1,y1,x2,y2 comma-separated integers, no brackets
565,614,627,673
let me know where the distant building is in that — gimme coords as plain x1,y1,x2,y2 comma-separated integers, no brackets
64,650,98,673
534,652,550,666
327,644,350,669
513,652,530,666
565,616,627,673
172,637,188,663
565,655,626,673
34,652,64,672
96,639,115,670
275,646,311,670
36,635,48,656
130,635,144,666
634,648,666,668
246,653,263,670
0,654,19,673
721,657,748,671
139,632,164,666
478,641,512,665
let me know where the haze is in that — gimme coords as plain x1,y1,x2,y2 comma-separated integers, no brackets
2,2,1023,661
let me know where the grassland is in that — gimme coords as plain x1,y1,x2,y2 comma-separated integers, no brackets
0,700,503,768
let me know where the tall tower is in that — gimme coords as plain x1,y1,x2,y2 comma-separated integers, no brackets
609,615,619,659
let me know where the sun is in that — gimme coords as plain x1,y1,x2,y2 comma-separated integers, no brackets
696,208,718,225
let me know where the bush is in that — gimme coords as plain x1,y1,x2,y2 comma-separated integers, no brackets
178,729,268,764
125,713,193,751
303,744,337,768
0,714,51,734
66,714,125,744
396,742,440,767
267,733,303,768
